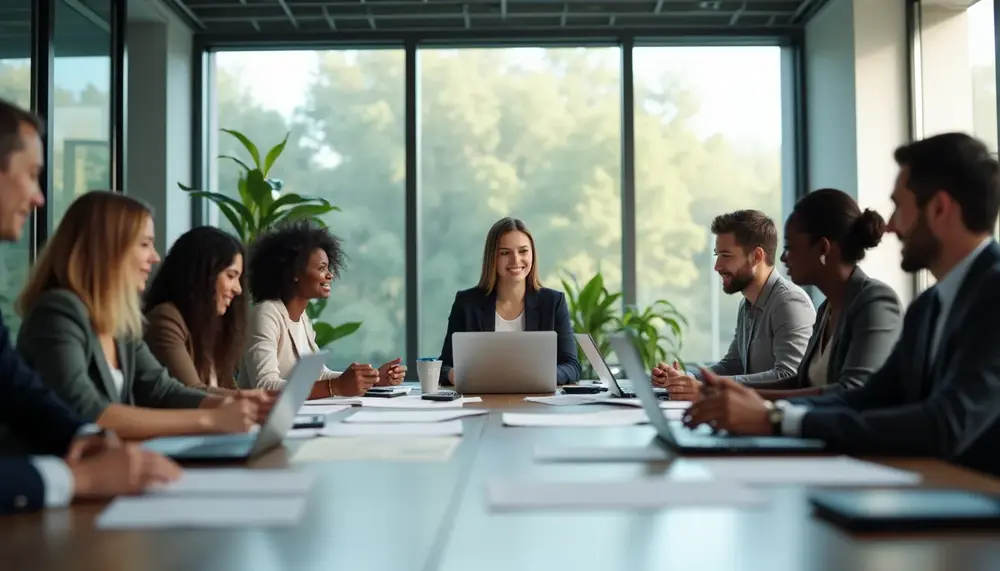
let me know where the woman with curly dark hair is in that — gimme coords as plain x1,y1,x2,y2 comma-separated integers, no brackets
144,226,252,395
238,220,405,398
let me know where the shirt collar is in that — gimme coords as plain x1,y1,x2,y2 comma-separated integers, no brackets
748,268,781,311
933,237,993,309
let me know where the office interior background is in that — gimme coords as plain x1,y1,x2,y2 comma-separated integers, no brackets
0,0,995,374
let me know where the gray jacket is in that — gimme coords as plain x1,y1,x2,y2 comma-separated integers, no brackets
707,269,816,388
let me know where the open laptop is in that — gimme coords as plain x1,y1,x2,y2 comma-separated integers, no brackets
574,333,667,398
453,331,557,394
608,332,826,454
141,352,328,461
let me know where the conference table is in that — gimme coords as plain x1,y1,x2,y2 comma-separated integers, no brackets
4,386,1000,571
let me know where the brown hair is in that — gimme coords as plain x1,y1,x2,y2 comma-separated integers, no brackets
0,98,43,172
18,192,152,338
710,209,778,265
476,217,542,294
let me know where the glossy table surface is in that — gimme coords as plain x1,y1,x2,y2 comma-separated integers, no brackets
4,387,1000,571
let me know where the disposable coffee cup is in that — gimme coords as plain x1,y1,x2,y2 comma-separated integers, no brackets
416,358,442,394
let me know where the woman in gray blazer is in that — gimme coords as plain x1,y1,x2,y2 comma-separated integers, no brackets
758,188,903,399
15,193,262,441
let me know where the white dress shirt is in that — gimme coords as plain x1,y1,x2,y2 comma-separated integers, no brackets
28,423,104,508
495,311,525,332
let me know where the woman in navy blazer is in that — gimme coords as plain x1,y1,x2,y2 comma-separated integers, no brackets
438,217,581,385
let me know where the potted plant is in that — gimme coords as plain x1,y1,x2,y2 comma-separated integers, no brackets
178,129,361,348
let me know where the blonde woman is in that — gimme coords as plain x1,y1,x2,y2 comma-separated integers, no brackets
437,217,581,385
16,192,262,441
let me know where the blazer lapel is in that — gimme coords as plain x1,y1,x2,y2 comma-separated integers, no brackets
116,338,134,404
92,337,123,403
479,292,497,332
824,268,868,376
799,300,824,380
523,289,541,331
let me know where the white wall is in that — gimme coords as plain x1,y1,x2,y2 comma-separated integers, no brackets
804,0,913,304
126,0,192,255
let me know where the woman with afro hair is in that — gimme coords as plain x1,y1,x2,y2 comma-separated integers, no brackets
238,220,406,398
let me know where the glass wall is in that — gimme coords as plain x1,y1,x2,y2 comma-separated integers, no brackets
416,47,623,359
212,49,407,372
52,0,112,228
633,46,784,364
0,0,33,330
208,43,790,372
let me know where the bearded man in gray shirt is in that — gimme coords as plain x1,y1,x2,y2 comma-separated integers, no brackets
654,210,816,399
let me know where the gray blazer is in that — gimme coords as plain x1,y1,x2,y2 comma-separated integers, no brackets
707,269,816,388
16,289,207,422
794,268,902,393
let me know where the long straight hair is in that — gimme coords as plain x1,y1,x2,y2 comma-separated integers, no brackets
476,217,542,294
18,192,151,338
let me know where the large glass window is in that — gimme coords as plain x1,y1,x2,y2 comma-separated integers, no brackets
0,0,32,331
212,50,407,372
633,46,784,365
52,0,111,228
416,47,623,359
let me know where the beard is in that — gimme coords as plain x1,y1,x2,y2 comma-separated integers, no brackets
721,266,754,295
899,212,942,273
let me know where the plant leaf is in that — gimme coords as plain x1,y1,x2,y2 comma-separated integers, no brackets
214,202,246,242
187,191,255,227
279,203,338,225
222,128,261,169
262,133,289,177
245,169,274,214
178,182,197,191
218,154,252,173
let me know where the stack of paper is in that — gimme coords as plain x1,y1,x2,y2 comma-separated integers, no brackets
321,419,464,437
487,479,766,511
698,456,923,486
524,395,691,409
503,408,682,427
293,436,461,462
343,409,487,423
302,395,483,409
96,468,315,529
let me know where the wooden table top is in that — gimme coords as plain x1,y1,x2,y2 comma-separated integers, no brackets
4,389,1000,571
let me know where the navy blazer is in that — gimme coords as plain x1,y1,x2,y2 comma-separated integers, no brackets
438,287,581,385
793,241,1000,476
0,310,85,514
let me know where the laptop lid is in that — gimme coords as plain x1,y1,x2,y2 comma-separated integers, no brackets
247,351,329,457
453,331,557,394
574,333,625,397
607,332,680,446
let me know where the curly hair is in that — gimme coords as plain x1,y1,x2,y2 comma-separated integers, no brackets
144,226,247,385
248,219,346,303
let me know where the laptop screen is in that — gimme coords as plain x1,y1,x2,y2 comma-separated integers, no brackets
607,333,678,443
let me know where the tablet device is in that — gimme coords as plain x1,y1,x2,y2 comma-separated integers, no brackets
810,489,1000,532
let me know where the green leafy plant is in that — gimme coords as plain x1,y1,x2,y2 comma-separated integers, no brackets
178,129,360,348
562,272,686,377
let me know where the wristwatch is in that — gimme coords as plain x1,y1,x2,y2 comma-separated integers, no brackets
763,400,784,435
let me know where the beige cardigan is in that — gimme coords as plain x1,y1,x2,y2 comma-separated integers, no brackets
238,300,339,390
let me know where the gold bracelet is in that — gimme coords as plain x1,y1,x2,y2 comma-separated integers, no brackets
327,378,334,397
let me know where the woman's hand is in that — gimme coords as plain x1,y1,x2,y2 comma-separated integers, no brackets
335,363,379,396
376,358,407,386
207,396,257,433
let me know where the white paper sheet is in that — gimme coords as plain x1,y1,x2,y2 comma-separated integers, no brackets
285,428,321,439
487,479,766,510
523,395,690,410
147,468,316,496
97,497,306,529
699,456,923,486
320,419,464,437
296,404,352,416
301,395,483,409
533,445,672,463
503,408,682,427
293,436,461,462
344,409,488,423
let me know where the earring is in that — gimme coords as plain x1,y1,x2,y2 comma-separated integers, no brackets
293,277,299,282
820,255,826,266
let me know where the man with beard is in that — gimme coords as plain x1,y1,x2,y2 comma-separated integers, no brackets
0,98,181,514
683,132,1000,477
652,209,815,398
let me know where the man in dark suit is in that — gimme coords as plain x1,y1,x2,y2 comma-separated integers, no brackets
0,98,180,514
684,132,1000,476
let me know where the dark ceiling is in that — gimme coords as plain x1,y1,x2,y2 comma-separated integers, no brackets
167,0,827,37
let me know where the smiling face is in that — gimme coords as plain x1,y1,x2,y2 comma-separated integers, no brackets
495,230,533,286
713,232,755,294
214,253,243,316
780,215,826,286
0,123,45,242
887,167,942,273
296,248,333,300
130,216,160,292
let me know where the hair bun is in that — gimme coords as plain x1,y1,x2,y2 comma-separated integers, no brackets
850,208,887,250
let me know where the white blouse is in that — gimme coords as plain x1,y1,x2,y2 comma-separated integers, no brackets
495,311,525,332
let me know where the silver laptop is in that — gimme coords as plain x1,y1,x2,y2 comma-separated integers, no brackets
609,333,826,454
141,352,328,461
453,331,557,394
574,333,667,398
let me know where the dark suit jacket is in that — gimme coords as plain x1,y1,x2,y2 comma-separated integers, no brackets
0,308,85,514
792,268,902,393
438,287,581,385
793,242,1000,476
16,289,207,424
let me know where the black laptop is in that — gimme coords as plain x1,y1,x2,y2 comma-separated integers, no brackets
608,333,826,454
